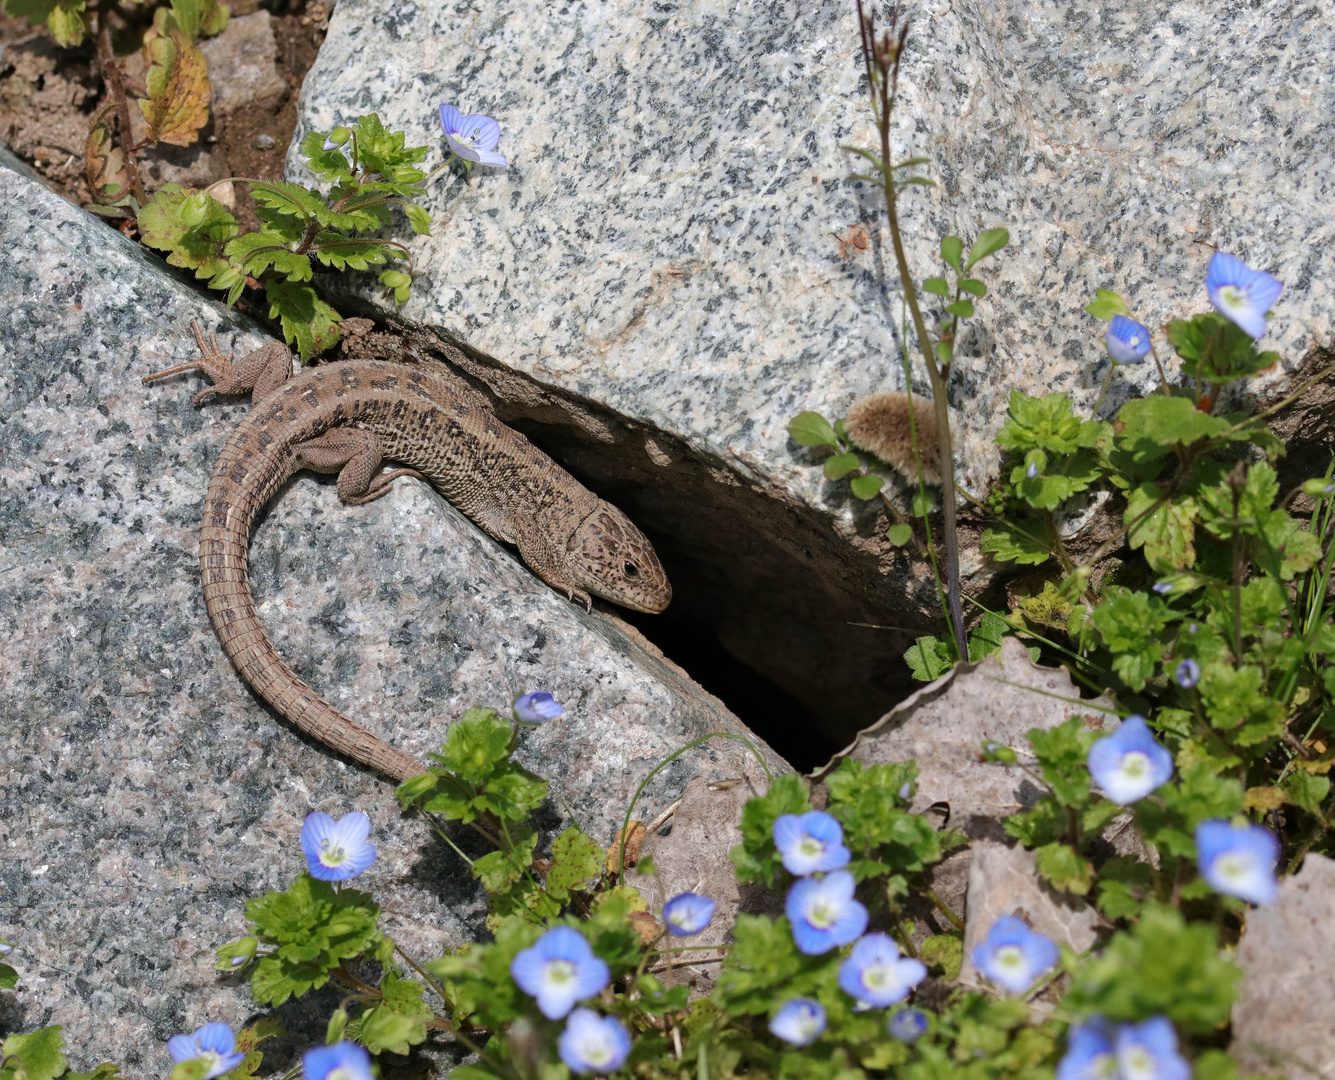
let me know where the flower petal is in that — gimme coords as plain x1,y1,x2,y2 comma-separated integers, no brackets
438,103,465,135
459,113,501,150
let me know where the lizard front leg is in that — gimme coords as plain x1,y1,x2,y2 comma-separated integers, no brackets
515,532,593,611
293,428,424,505
142,320,294,405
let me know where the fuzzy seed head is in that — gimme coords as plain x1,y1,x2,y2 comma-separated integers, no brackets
843,392,941,484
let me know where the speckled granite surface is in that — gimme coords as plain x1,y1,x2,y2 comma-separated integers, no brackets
0,162,781,1071
288,0,1331,521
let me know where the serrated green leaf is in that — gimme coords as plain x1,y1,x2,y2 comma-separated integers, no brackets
299,130,356,182
225,230,312,281
350,112,429,178
964,227,1008,270
347,971,431,1055
980,523,1051,566
787,410,839,448
249,179,329,224
1034,842,1092,895
1125,485,1198,571
940,235,963,270
1168,311,1279,381
308,234,392,272
997,390,1106,455
1089,587,1171,691
729,774,810,887
45,0,84,44
2,0,57,27
904,635,952,681
546,828,603,902
1,1028,67,1080
1084,287,1130,321
922,276,949,296
138,185,239,272
263,278,341,361
824,452,861,481
886,522,913,546
1009,450,1101,510
849,473,884,499
1116,395,1230,464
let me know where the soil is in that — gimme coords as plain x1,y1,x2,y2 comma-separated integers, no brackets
0,0,329,232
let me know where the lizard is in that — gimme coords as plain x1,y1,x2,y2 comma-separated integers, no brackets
144,321,672,782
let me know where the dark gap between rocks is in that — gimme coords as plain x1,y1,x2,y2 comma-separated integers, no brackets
333,311,957,774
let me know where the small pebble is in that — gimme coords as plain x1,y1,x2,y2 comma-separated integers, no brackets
253,133,277,150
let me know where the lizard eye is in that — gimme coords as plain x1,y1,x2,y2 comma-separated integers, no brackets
623,561,639,577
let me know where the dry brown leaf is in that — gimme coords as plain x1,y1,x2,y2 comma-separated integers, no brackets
606,822,648,874
1243,785,1287,812
84,107,128,203
137,29,211,147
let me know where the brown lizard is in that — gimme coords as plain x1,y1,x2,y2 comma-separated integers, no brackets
144,322,671,781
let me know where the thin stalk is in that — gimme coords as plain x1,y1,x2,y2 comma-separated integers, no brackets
922,887,964,931
94,13,147,205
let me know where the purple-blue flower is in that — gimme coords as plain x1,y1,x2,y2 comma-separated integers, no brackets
662,892,715,937
439,103,507,167
514,691,564,725
768,998,826,1046
837,933,927,1007
1056,1018,1116,1080
558,1009,631,1075
786,869,868,955
510,925,610,1019
1087,715,1174,805
167,1023,245,1080
1174,659,1201,689
1206,252,1282,339
888,1008,929,1042
1115,1017,1190,1080
772,810,851,876
1195,819,1280,905
300,810,376,881
302,1041,373,1080
1105,315,1151,365
972,915,1059,995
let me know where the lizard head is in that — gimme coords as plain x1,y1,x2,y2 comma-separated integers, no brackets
567,502,672,613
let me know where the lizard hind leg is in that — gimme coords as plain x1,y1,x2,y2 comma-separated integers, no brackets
293,428,424,506
142,320,294,405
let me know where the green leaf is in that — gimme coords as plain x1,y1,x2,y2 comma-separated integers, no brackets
904,635,952,681
347,972,431,1055
472,832,538,893
922,276,950,296
1095,856,1154,920
1167,312,1279,382
1,1029,67,1080
1010,451,1102,510
715,915,824,1015
1088,587,1171,691
849,473,884,500
1034,842,1092,895
966,611,1009,662
1125,485,1198,571
920,934,962,979
996,390,1106,455
66,1065,122,1080
1284,771,1330,812
225,230,312,282
1,0,57,27
299,130,356,181
45,0,85,45
138,184,239,273
959,277,987,298
404,202,432,235
249,180,330,224
379,269,412,304
964,227,1008,270
545,828,604,902
945,299,974,319
886,522,913,546
307,233,392,273
939,235,963,270
1199,663,1283,746
729,774,810,886
787,411,839,448
1083,287,1130,321
263,278,342,361
980,523,1051,566
0,963,16,991
1116,395,1230,464
823,452,861,481
349,112,429,178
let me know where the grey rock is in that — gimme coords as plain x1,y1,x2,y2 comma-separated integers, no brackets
0,160,784,1072
1231,853,1335,1079
957,841,1100,993
200,11,287,117
253,133,278,151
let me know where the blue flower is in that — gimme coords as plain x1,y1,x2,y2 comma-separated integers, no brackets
514,691,564,725
1115,1017,1190,1080
772,810,851,876
1206,252,1282,339
768,998,826,1046
785,869,868,955
166,1023,245,1080
1152,581,1173,594
510,925,610,1019
972,915,1059,995
662,892,716,936
302,1042,374,1080
1056,1018,1116,1080
1086,715,1174,805
1175,659,1201,689
1195,819,1280,905
888,1008,929,1042
1105,315,1152,365
837,933,927,1007
300,811,376,881
558,1009,631,1075
439,103,507,168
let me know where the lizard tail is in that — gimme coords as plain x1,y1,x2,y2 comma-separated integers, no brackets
199,447,426,782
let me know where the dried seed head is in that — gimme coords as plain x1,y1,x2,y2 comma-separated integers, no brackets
844,391,941,484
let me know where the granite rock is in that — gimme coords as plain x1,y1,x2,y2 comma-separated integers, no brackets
200,11,287,118
0,160,784,1072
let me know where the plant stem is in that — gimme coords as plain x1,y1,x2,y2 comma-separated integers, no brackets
94,13,147,206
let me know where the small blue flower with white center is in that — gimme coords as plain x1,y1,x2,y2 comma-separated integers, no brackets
300,811,377,882
772,810,851,876
1152,581,1173,594
972,915,1059,995
1175,659,1201,689
1195,819,1280,905
1205,252,1283,339
1056,1018,1116,1080
662,891,716,936
888,1008,929,1042
786,869,868,954
302,1041,374,1080
1115,1017,1190,1080
166,1023,246,1080
439,104,507,167
510,925,610,1019
837,933,927,1007
768,998,826,1046
1086,715,1174,805
1105,315,1152,365
514,691,564,725
558,1009,631,1075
